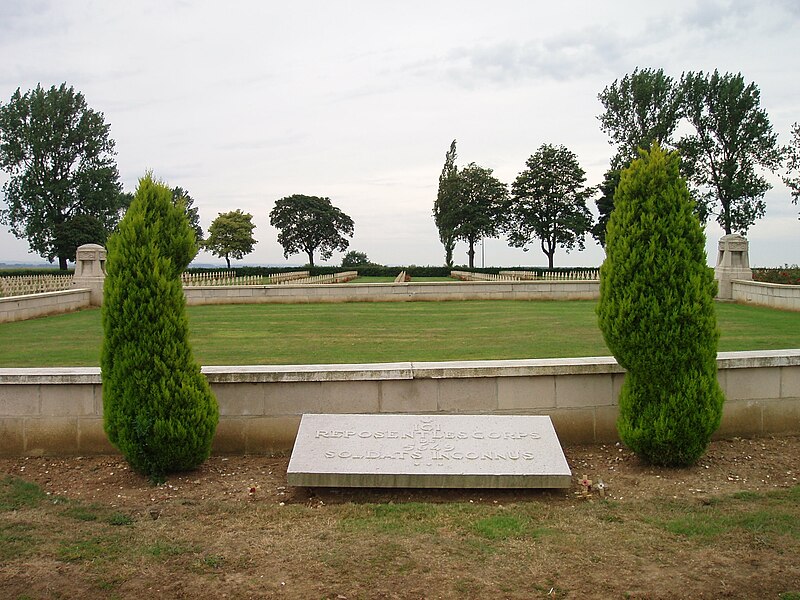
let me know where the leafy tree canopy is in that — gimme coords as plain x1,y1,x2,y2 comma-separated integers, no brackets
0,83,123,269
595,68,686,242
269,194,354,267
451,163,508,269
782,121,800,220
341,250,370,268
171,186,203,243
591,168,621,247
204,209,257,269
597,68,783,237
598,67,682,170
679,69,783,234
504,144,594,269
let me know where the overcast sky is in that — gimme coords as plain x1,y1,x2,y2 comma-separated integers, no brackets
1,0,798,268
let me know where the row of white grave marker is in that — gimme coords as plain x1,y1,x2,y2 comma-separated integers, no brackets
451,270,599,282
450,271,521,282
498,269,600,281
0,274,74,298
180,270,311,287
285,271,358,285
1,267,601,298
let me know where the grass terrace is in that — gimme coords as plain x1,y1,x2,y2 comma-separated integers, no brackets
0,300,798,367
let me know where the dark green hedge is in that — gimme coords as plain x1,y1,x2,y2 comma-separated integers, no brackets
753,267,800,285
0,268,73,277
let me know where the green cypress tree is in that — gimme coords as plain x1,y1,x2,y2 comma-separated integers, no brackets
101,174,218,479
597,144,724,467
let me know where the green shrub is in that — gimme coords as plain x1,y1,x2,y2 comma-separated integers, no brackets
101,174,218,479
752,266,800,285
597,144,724,467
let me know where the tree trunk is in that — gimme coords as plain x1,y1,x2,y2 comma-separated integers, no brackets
225,254,231,269
541,240,555,270
467,239,475,269
307,251,315,267
722,198,732,235
58,255,68,271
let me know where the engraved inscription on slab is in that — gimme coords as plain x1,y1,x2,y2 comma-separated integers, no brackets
287,414,572,488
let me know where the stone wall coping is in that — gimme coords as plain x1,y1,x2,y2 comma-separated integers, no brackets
410,356,624,378
0,367,101,384
732,279,800,290
1,349,797,385
716,349,800,368
202,362,414,382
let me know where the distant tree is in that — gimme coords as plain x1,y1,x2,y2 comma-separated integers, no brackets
433,140,460,267
341,250,370,268
269,194,354,267
0,83,123,269
591,168,621,247
680,70,783,234
597,68,682,170
596,68,683,238
116,191,134,220
171,186,203,243
102,174,218,480
452,163,507,269
597,144,724,467
204,209,257,268
52,214,108,263
782,121,800,220
504,144,593,269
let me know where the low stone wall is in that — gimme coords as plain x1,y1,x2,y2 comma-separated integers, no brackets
183,280,600,305
0,350,797,456
732,280,800,311
0,289,92,324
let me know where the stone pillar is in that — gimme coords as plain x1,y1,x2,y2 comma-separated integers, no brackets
72,243,107,306
715,234,752,300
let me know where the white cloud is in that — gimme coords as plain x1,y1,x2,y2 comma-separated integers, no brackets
1,1,798,268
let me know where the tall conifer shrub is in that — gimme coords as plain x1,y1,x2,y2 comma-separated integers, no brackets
102,174,218,478
597,144,724,467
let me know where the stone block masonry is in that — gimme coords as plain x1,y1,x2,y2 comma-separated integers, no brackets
0,289,92,324
732,280,800,311
182,280,601,305
0,350,798,456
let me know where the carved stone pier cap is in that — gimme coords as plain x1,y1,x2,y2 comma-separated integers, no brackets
715,234,752,300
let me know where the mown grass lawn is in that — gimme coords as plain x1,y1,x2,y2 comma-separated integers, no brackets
0,299,797,367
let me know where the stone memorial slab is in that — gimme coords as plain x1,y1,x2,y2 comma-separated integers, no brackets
287,414,572,488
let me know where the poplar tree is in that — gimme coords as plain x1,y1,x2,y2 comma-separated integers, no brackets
433,139,460,267
680,70,782,234
102,174,218,479
597,144,724,467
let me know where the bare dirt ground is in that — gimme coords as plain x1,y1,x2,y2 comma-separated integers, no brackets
2,435,799,599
